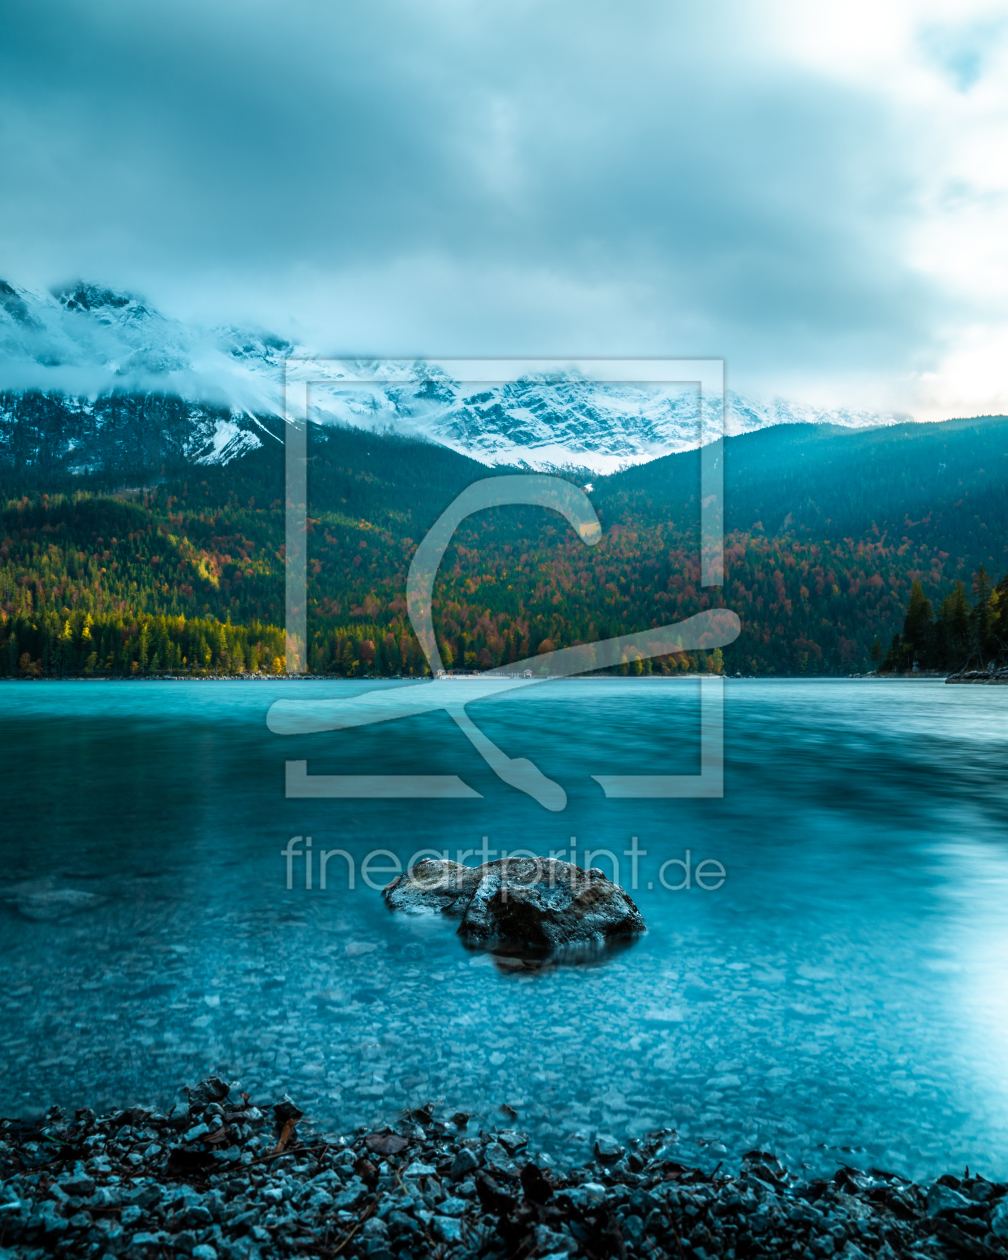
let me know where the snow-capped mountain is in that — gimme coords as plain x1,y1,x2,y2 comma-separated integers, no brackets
0,279,291,409
294,366,904,475
0,278,906,473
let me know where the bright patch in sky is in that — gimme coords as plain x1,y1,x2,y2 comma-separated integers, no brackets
0,0,1006,422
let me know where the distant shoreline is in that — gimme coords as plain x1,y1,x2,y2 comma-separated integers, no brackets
0,672,965,684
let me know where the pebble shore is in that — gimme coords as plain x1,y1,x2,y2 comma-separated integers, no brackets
2,1078,1007,1260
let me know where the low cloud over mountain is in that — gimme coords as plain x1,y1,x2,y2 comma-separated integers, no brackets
0,279,906,472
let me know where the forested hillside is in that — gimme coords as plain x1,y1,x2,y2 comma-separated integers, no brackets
1,407,1006,677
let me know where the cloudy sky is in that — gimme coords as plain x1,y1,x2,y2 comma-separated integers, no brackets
2,0,1007,419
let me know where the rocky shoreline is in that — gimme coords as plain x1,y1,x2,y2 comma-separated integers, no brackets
2,1079,1007,1260
945,665,1008,685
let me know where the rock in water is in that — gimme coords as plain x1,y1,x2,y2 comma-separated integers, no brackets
383,858,645,950
14,889,105,921
460,858,645,948
0,879,106,922
384,858,483,916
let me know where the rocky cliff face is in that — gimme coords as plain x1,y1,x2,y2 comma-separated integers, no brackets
0,389,273,476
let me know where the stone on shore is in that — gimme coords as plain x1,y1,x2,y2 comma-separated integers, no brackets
946,664,1008,684
383,857,646,950
1,1079,1002,1260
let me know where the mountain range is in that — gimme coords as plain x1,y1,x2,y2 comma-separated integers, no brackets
1,278,908,474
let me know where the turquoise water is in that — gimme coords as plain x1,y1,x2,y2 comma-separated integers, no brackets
1,677,1007,1182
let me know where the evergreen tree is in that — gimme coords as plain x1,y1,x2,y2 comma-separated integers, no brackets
971,566,994,663
949,580,970,652
881,633,901,673
901,579,933,669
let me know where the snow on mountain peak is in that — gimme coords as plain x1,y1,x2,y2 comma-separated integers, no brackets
56,282,137,314
0,278,907,470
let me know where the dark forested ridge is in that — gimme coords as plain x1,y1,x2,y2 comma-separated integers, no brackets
1,398,1006,678
0,389,267,476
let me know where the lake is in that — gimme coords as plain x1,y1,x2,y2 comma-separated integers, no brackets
1,676,1006,1183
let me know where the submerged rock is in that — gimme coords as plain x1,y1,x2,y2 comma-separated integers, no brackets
383,857,646,951
0,880,105,922
14,889,105,921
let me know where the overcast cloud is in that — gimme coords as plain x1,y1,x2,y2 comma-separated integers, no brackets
2,0,1007,418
